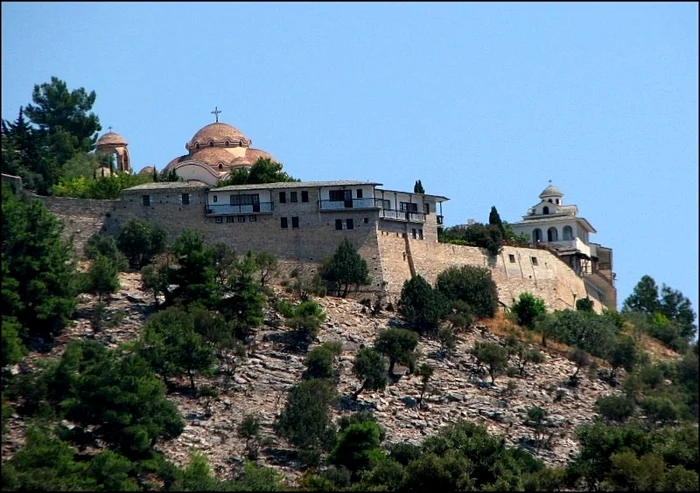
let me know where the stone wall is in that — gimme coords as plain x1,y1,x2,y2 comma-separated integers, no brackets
34,195,119,256
378,234,604,312
114,187,388,290
17,175,606,312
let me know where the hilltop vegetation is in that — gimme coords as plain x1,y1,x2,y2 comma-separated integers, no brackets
2,184,698,492
1,76,296,200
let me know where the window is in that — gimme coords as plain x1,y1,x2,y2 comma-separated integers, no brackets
142,195,150,206
531,257,538,266
213,195,218,203
563,225,573,240
400,202,418,212
329,190,346,201
509,254,516,263
381,199,391,210
182,193,190,205
290,191,298,203
230,194,260,206
424,203,430,214
226,216,235,223
279,192,287,203
419,229,424,240
335,219,343,230
292,216,299,228
215,217,223,224
301,191,309,202
543,206,550,215
238,216,245,223
547,227,558,242
364,217,369,224
346,219,354,230
249,215,257,222
281,217,288,228
412,228,417,239
356,189,363,199
533,228,542,243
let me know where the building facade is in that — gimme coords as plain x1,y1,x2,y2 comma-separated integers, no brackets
511,184,616,308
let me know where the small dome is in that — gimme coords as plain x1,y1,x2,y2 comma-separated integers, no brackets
186,122,250,151
186,147,247,171
96,131,127,146
245,148,275,163
137,166,156,176
539,183,563,199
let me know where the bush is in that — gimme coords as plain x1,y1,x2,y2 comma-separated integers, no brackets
576,297,595,312
375,328,419,376
275,379,338,452
595,395,636,423
470,342,509,384
438,327,457,357
330,418,384,475
117,218,167,269
84,232,128,270
320,239,370,297
288,300,326,344
512,292,546,328
138,306,216,390
435,265,499,319
398,275,449,334
537,310,617,358
303,343,341,381
352,347,388,399
82,255,120,301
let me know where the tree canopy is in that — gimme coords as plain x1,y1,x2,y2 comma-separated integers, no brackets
321,239,370,297
2,184,77,343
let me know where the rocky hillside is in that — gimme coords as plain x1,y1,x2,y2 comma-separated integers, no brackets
3,270,660,486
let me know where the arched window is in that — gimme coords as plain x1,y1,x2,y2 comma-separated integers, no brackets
556,199,561,205
547,227,558,242
543,206,550,215
548,199,552,203
195,143,200,149
563,225,573,240
533,228,542,243
225,140,230,146
218,163,223,169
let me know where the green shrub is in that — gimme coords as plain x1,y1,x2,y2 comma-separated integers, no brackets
435,265,499,319
512,292,547,328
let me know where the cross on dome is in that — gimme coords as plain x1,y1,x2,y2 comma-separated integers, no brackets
211,106,222,123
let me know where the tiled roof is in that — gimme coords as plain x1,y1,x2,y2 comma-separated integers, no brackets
122,182,209,191
96,132,127,146
186,123,250,150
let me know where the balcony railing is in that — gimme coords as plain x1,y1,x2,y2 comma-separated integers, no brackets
318,198,380,211
205,202,274,215
379,209,425,223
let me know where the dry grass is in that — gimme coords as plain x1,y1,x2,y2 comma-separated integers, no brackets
477,311,684,370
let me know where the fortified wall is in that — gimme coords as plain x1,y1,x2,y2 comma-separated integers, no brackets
378,234,603,311
4,173,605,313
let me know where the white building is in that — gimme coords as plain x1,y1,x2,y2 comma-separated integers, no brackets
512,184,616,309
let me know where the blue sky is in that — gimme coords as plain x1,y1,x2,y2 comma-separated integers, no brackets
2,2,698,317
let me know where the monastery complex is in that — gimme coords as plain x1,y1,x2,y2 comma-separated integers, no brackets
4,117,617,313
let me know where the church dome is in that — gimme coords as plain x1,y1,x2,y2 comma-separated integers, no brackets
137,166,156,176
186,147,244,171
539,183,563,199
97,131,127,146
186,122,251,151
